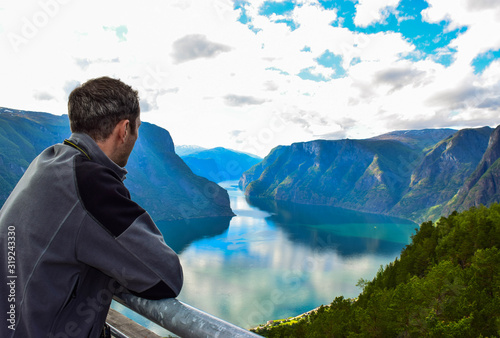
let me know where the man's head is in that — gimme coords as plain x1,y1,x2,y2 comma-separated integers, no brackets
68,77,141,167
68,76,140,142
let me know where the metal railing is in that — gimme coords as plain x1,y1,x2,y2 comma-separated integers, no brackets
113,293,262,338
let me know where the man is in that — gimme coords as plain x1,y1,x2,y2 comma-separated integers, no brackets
0,77,183,337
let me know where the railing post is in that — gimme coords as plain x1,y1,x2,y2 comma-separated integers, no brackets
113,293,262,338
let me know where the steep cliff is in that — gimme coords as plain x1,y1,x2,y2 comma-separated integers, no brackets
393,127,492,222
240,137,422,215
442,125,500,215
240,127,500,222
125,122,235,220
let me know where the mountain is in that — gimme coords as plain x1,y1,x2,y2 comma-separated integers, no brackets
368,128,458,150
0,107,234,221
0,108,70,203
240,127,498,222
392,127,493,221
181,147,262,182
442,125,500,216
175,145,207,157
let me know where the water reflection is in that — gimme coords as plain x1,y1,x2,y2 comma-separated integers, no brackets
174,182,417,329
248,197,414,226
115,181,418,335
157,216,232,254
248,198,417,257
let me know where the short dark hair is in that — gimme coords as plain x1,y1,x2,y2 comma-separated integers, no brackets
68,77,140,141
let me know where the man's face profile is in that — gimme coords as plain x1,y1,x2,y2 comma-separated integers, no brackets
116,114,141,167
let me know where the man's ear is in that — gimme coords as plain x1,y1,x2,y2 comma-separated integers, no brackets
116,119,130,143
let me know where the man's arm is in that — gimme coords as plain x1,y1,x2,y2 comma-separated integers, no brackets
74,157,183,298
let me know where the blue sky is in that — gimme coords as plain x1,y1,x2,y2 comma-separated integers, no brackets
0,0,499,156
472,48,500,74
241,0,476,75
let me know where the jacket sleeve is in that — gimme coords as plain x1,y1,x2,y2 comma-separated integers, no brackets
74,158,183,299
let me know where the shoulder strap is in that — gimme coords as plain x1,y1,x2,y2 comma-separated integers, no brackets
63,139,91,160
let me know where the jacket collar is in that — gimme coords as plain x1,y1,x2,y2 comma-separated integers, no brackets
65,133,128,181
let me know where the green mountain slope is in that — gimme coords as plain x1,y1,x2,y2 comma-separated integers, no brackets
253,204,500,337
443,125,500,216
0,107,234,221
240,127,498,222
393,127,493,222
0,108,70,203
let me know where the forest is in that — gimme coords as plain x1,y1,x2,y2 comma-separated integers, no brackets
252,204,500,337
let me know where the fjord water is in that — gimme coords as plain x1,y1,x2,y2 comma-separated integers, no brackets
113,181,417,335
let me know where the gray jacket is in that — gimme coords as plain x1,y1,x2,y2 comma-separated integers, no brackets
0,132,183,338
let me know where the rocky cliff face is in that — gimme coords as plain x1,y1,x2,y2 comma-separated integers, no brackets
239,145,288,193
240,137,421,215
0,108,234,221
393,127,492,221
240,127,499,222
126,122,234,220
442,125,500,216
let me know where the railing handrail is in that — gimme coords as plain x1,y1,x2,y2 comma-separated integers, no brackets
113,293,262,338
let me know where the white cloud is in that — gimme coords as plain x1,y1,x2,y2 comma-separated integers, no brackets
224,94,267,107
0,0,499,157
33,91,56,101
423,0,500,68
354,0,401,27
171,34,232,64
374,66,427,93
467,0,500,11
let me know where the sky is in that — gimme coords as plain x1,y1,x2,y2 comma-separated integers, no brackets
0,0,500,157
